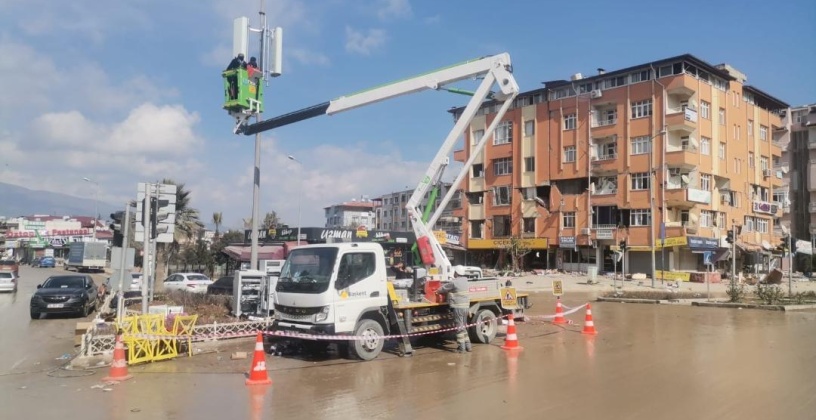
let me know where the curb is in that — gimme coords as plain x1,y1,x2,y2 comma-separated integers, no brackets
691,302,816,311
597,297,661,304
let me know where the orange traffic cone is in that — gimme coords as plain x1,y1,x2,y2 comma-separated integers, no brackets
501,313,524,351
552,297,567,324
102,333,133,382
581,303,598,335
246,332,272,386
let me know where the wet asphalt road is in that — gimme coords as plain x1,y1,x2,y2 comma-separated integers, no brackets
2,269,815,419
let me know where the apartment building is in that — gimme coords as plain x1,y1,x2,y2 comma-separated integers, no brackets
785,104,816,245
373,183,462,233
324,197,377,230
452,54,788,277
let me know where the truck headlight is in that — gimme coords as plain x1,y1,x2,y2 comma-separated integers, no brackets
315,306,330,322
272,311,281,320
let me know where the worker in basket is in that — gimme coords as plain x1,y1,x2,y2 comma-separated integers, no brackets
436,266,472,353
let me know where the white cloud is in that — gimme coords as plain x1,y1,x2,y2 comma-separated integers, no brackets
289,48,331,66
375,0,413,20
345,27,387,55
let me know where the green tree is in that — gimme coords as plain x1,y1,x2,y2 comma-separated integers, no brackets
501,237,531,272
155,179,204,282
212,212,222,238
211,230,245,274
263,211,280,228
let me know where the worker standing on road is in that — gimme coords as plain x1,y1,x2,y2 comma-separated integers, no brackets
436,266,472,353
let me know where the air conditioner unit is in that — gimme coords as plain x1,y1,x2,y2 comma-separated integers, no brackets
590,89,603,99
581,228,592,235
763,169,771,178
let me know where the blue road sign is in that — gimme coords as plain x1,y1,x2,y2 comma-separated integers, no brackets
703,251,713,265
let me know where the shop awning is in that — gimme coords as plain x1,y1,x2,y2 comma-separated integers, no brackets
713,248,731,262
223,245,285,262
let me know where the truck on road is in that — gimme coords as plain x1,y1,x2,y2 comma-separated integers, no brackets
66,242,107,273
268,242,529,360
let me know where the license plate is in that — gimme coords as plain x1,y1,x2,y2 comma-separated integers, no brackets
47,303,64,308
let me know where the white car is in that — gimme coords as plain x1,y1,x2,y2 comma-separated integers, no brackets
130,273,143,292
0,271,18,293
162,273,213,294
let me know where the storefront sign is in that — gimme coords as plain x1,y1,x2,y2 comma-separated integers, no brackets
246,227,415,245
687,188,712,204
595,229,614,240
445,233,460,245
752,201,778,215
433,231,447,245
687,236,719,250
559,236,576,249
5,228,91,238
467,238,549,250
654,270,691,282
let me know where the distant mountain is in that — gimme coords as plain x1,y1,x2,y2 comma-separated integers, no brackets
0,182,120,219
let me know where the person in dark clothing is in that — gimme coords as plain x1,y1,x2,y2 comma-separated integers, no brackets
247,56,258,70
225,53,246,100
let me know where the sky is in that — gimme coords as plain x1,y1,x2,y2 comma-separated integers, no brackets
0,0,814,231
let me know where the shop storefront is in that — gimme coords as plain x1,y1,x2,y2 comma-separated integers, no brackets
465,237,549,270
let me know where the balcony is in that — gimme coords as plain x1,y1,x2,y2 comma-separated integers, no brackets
665,148,698,169
591,152,618,174
468,204,484,220
667,107,697,132
591,117,617,128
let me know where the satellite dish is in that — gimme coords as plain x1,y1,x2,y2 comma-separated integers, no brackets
681,175,691,184
589,183,596,194
534,197,547,207
781,224,789,235
762,240,772,250
781,167,789,174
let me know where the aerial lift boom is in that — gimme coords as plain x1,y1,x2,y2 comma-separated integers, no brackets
234,53,520,281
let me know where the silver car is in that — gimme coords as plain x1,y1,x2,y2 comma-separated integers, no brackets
0,271,17,293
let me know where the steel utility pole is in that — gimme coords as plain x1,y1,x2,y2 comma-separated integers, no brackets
116,203,131,323
648,131,666,288
731,219,737,289
141,184,151,314
788,231,793,296
249,0,271,270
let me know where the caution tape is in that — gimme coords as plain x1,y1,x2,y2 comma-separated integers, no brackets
524,303,587,321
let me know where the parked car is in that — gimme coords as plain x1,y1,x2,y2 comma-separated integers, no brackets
130,272,143,292
30,275,99,319
30,257,42,267
38,256,56,268
0,271,18,293
207,276,234,295
163,273,213,294
0,259,19,276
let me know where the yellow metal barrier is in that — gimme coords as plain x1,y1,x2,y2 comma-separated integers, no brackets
118,313,197,365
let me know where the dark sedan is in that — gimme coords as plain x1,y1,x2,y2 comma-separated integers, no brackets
30,275,99,319
207,276,234,295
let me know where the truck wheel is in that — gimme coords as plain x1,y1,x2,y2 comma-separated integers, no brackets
468,309,498,344
348,319,384,361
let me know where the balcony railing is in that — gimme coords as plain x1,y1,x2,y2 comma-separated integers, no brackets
592,118,617,128
593,151,617,161
593,224,618,230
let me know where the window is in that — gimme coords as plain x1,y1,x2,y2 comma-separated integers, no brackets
564,113,576,130
524,157,535,172
748,120,754,137
717,212,726,229
564,146,576,162
493,157,512,175
629,69,651,83
492,185,511,205
760,125,768,141
631,172,650,190
700,210,714,228
700,101,710,119
756,218,769,233
524,120,535,136
773,191,787,204
562,212,576,228
521,187,537,200
718,108,725,125
630,209,651,226
631,136,651,155
337,252,376,287
470,220,484,239
472,163,484,178
700,173,712,190
631,99,652,119
596,141,617,159
471,129,485,146
523,217,535,234
744,216,754,232
494,121,512,145
748,152,755,167
731,191,741,208
680,210,690,226
492,215,511,237
700,137,711,155
760,156,769,171
718,142,726,160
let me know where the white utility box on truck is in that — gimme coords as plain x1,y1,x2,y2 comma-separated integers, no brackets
66,242,107,273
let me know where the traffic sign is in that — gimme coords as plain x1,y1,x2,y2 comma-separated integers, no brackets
703,251,713,266
500,287,518,309
552,279,563,296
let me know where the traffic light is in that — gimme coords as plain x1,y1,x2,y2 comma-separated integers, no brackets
109,211,125,247
725,229,734,244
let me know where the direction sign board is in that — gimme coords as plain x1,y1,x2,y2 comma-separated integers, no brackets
500,287,518,309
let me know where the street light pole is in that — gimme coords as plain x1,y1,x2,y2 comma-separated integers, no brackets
83,177,99,241
288,155,302,246
648,130,666,288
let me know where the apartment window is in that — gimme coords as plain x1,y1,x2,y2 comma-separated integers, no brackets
700,173,712,190
734,158,741,174
564,113,577,130
631,172,650,190
718,142,726,160
680,210,690,226
470,220,484,239
631,136,651,155
760,125,768,141
718,108,725,125
596,141,617,159
717,212,726,229
629,69,652,83
700,101,711,119
631,99,652,119
563,212,576,228
564,146,576,163
471,129,485,146
744,216,754,232
630,209,651,226
756,218,769,233
472,163,484,178
773,191,787,204
748,152,754,167
524,120,535,136
760,156,769,171
700,137,711,155
731,191,741,208
493,157,513,175
700,210,714,228
492,185,511,205
748,120,754,137
492,215,511,237
494,121,512,145
523,217,535,234
521,187,537,200
524,157,535,172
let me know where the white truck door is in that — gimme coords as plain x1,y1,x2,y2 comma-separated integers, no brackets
332,251,386,334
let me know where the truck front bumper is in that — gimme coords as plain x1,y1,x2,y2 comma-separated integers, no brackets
265,321,339,345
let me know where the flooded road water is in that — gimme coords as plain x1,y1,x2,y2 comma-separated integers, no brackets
3,290,815,419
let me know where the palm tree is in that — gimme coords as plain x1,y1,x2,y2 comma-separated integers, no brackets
155,179,204,281
212,212,223,238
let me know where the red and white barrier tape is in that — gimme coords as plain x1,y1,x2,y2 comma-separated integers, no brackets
525,303,587,321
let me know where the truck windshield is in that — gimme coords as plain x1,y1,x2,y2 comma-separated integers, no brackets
276,248,338,294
